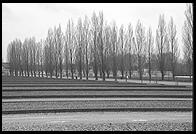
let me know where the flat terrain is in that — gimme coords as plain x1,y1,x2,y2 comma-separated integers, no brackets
3,112,192,123
3,100,192,112
2,76,193,131
2,112,192,131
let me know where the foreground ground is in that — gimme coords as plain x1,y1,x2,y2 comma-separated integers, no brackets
2,112,192,131
2,76,193,131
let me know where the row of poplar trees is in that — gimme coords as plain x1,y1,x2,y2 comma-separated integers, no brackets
7,4,192,81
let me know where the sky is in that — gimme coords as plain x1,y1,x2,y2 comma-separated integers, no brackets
2,3,188,62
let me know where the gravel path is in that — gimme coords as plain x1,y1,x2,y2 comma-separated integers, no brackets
3,86,191,90
2,121,192,131
2,100,192,111
2,83,188,88
2,98,192,102
2,75,193,85
3,90,192,97
2,112,192,131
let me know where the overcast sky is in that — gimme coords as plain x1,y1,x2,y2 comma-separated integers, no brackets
2,3,188,62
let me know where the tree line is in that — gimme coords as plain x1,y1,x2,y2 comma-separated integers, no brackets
7,4,193,81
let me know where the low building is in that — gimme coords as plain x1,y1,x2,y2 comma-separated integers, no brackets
2,62,10,76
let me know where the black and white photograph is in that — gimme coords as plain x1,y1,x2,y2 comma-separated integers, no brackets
2,3,193,131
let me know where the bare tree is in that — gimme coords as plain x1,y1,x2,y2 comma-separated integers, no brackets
103,22,112,78
28,37,35,77
55,24,64,79
7,41,14,76
156,14,167,80
38,39,44,77
83,15,90,80
134,20,147,81
97,12,105,81
91,12,99,80
76,18,83,79
21,41,26,76
182,3,193,81
45,28,55,78
70,46,74,79
8,39,23,76
118,25,125,79
168,17,179,80
8,39,23,77
18,40,23,76
66,19,75,79
64,34,69,79
7,10,188,83
43,41,49,77
146,27,154,82
35,39,44,77
32,39,37,77
111,22,118,81
126,23,133,79
12,40,18,76
36,41,41,77
22,38,30,77
53,26,59,78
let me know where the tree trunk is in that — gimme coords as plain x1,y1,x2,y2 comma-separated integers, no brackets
172,66,175,81
86,63,89,80
149,68,151,82
129,70,131,79
86,45,89,80
50,70,53,78
27,63,29,77
34,71,36,77
113,54,117,81
94,57,98,80
161,70,164,80
31,69,33,77
65,52,69,79
55,66,58,79
99,67,102,78
59,57,62,79
102,58,105,81
79,48,82,80
71,64,74,79
189,62,192,82
106,71,110,78
102,71,105,81
149,59,151,82
45,71,48,77
60,68,62,79
70,50,74,80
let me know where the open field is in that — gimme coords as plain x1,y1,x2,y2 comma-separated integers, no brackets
2,75,192,86
2,100,192,112
2,90,192,97
2,76,193,131
122,76,192,82
2,112,192,131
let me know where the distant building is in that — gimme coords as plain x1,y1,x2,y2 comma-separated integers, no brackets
127,69,173,78
2,62,10,76
132,71,139,77
164,71,173,77
89,69,94,77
